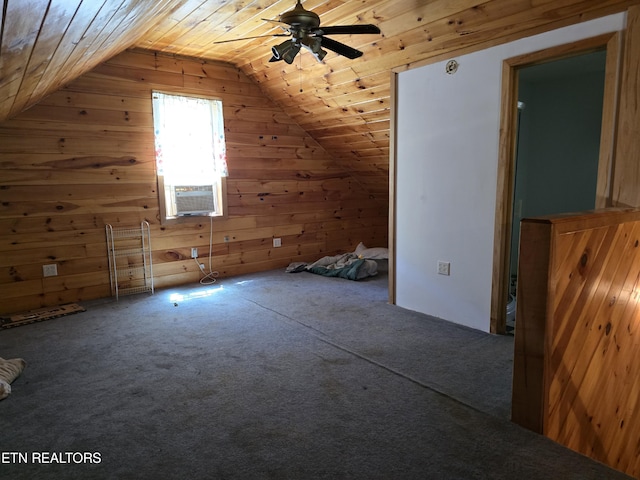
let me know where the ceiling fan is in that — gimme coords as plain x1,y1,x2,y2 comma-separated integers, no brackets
214,0,381,64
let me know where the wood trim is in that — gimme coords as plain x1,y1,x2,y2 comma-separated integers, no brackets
612,5,640,207
490,61,519,335
501,32,618,68
490,33,621,334
596,32,622,208
511,218,552,432
388,71,398,305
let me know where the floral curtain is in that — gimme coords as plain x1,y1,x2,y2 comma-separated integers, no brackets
152,92,228,184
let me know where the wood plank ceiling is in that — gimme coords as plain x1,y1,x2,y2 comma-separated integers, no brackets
1,0,638,199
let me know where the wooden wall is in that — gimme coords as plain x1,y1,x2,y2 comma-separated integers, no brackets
512,208,640,478
0,49,387,316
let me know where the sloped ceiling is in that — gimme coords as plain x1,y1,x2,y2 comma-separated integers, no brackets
1,0,636,198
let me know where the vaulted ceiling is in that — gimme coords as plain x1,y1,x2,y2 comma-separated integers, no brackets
1,0,637,197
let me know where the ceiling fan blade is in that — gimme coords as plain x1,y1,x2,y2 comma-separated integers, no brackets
261,18,288,25
320,37,363,59
314,24,380,36
213,33,290,44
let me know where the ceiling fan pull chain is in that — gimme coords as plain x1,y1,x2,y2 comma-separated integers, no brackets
299,53,303,92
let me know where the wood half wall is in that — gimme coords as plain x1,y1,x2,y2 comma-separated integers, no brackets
513,208,640,478
0,50,387,316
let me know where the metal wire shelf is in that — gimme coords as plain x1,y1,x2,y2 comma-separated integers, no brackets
106,221,154,300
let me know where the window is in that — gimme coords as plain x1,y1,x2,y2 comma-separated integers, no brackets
152,92,228,223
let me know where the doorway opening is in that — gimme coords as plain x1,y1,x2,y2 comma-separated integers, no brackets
507,50,607,332
491,33,621,334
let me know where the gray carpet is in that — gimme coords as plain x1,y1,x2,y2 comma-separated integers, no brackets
0,262,632,479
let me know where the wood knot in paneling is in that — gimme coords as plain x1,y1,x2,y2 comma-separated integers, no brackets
9,266,22,282
578,251,590,276
605,322,612,335
164,251,182,261
580,252,588,266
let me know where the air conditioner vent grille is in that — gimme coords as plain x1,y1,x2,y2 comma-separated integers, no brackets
174,185,216,216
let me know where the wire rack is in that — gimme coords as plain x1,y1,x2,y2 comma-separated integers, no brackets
105,221,154,300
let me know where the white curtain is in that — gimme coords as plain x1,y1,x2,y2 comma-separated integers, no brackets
152,92,228,185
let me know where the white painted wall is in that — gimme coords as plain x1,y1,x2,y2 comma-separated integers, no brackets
395,13,626,332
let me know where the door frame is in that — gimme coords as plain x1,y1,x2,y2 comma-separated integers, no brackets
489,32,622,334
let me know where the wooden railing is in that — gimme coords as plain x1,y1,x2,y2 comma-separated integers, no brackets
512,208,640,478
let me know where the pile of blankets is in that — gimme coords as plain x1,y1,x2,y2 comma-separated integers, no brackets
286,243,388,281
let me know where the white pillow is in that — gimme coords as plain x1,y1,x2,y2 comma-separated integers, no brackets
355,242,368,255
354,242,389,259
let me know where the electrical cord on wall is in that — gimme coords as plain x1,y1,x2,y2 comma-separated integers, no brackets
194,215,220,285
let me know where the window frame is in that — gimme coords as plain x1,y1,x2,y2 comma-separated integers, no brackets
151,90,228,226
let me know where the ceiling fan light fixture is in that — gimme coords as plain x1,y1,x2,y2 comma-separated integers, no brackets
301,36,320,53
272,40,294,60
312,48,327,62
299,36,326,62
283,44,301,64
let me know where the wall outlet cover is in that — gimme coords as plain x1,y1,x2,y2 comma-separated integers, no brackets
43,264,58,277
273,238,282,247
437,261,451,276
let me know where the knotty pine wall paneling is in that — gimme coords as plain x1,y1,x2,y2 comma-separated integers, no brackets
0,50,387,316
513,208,640,478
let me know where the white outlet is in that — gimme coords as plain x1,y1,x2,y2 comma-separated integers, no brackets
273,238,282,247
437,261,450,276
43,264,58,277
191,248,198,258
223,235,230,243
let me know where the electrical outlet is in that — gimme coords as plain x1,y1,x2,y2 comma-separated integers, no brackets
199,263,205,270
43,264,58,277
273,238,282,247
437,261,450,276
223,235,229,243
191,248,198,258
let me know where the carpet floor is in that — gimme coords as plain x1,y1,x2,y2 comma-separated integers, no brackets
0,262,632,479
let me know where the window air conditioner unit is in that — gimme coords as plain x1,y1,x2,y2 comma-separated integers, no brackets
174,185,217,216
